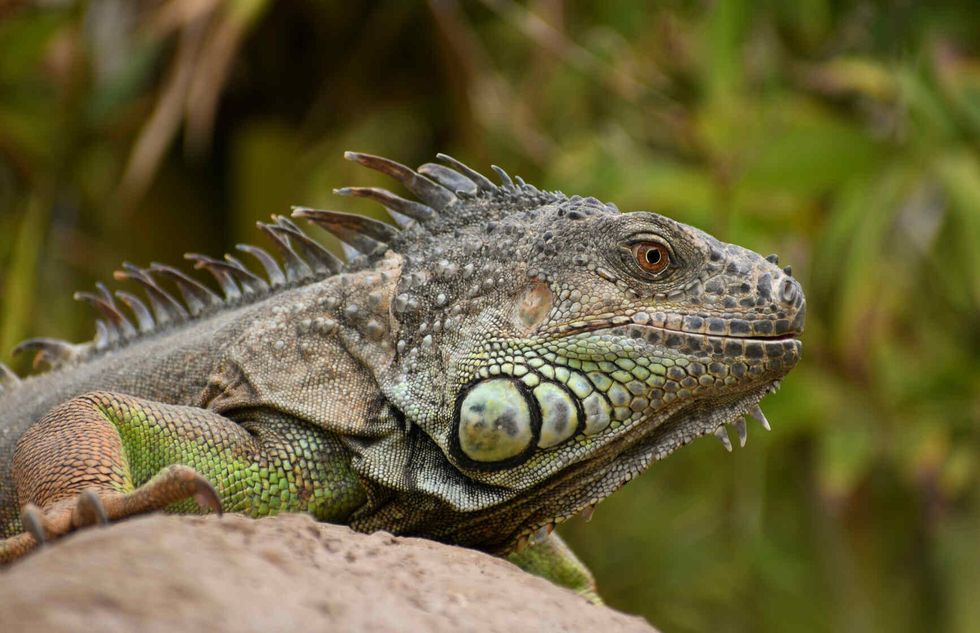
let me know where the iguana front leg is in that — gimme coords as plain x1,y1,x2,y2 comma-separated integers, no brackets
0,391,366,562
2,463,222,562
507,532,601,603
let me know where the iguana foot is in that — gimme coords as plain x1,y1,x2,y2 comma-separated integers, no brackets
0,465,221,564
506,532,602,604
95,464,223,520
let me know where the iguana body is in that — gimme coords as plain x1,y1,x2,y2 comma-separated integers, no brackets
0,152,805,597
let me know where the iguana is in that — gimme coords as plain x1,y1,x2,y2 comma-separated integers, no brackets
0,152,804,599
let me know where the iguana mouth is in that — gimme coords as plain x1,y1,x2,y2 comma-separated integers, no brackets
584,322,804,365
741,332,800,341
547,306,805,342
622,321,802,341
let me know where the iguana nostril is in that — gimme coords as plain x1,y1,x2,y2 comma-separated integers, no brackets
779,278,799,305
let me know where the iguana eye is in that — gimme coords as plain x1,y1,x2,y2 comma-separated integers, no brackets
631,241,670,274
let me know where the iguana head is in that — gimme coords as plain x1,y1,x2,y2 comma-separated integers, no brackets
329,153,805,551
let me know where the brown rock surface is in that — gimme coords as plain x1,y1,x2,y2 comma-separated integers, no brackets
0,513,656,633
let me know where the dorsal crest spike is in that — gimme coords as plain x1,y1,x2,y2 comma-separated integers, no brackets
490,165,514,188
333,187,434,225
93,319,114,349
435,153,497,192
187,253,267,297
73,289,137,340
115,291,155,333
271,214,303,234
236,244,287,288
185,254,243,302
292,207,391,257
269,216,343,276
95,282,115,305
418,163,478,195
88,285,136,339
293,207,398,243
223,254,270,295
149,263,223,316
115,264,189,325
13,338,83,370
344,151,456,211
256,221,314,283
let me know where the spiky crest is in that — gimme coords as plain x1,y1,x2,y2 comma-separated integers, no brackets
4,152,570,378
0,362,20,394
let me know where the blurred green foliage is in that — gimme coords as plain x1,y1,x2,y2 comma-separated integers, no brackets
0,1,978,631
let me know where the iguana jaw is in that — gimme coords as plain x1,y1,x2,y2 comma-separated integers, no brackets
505,374,788,553
482,313,802,550
371,320,801,554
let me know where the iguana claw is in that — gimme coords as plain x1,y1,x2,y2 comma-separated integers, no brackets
192,477,223,517
75,489,109,527
19,504,46,546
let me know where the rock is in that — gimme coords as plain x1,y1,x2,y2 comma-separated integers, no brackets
0,513,656,633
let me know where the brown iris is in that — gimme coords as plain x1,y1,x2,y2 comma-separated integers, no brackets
631,241,670,274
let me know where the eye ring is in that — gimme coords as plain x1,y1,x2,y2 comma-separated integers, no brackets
631,241,671,274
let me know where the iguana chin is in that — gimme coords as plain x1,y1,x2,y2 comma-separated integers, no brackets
0,151,804,600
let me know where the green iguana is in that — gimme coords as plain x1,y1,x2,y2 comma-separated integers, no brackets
0,152,804,599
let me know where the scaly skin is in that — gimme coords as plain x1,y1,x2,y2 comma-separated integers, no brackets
0,152,804,599
13,393,364,520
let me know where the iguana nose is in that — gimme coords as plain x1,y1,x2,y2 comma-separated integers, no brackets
776,271,806,334
779,277,800,305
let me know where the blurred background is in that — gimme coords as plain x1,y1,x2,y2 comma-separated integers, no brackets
0,1,977,631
